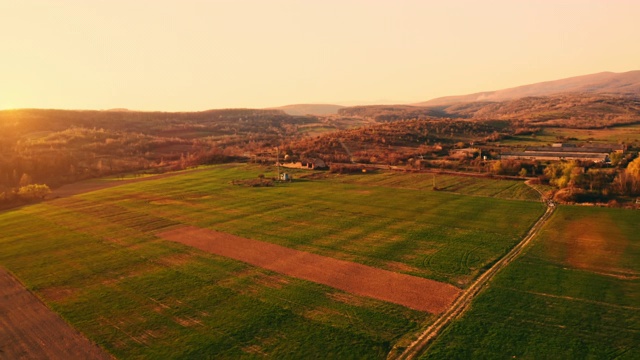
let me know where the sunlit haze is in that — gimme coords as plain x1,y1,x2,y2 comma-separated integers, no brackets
1,0,639,111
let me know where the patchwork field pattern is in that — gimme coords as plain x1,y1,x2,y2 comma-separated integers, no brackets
423,206,640,359
0,164,545,358
159,226,461,313
0,206,426,358
117,165,545,287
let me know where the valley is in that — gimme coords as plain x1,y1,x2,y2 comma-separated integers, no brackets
1,70,640,359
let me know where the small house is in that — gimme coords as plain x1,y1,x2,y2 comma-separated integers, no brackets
301,158,327,170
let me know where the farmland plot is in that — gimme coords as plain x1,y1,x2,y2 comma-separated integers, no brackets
0,268,112,360
333,171,541,201
0,208,426,359
0,164,544,358
104,165,545,286
423,206,640,359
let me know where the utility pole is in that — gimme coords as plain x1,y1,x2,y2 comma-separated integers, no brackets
276,147,281,181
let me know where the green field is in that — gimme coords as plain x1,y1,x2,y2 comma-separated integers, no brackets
334,171,541,201
0,164,545,358
87,165,544,286
0,201,425,358
423,205,640,359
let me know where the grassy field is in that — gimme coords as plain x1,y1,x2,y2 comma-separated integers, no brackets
422,205,640,359
90,165,544,286
333,171,541,201
0,164,545,358
0,204,425,358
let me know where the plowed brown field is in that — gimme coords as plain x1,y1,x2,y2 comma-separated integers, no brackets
159,226,461,313
0,268,112,360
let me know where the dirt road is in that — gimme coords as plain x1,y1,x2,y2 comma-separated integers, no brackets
393,184,555,359
0,268,112,359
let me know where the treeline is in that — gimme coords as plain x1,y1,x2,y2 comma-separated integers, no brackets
0,109,321,196
286,119,507,165
337,105,447,122
337,94,640,129
542,157,640,203
0,183,51,210
0,108,318,138
490,155,640,203
439,94,640,129
2,127,212,190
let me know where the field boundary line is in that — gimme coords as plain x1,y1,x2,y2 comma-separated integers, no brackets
495,287,640,311
393,182,554,360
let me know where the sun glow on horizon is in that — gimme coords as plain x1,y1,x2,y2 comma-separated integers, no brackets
1,0,639,111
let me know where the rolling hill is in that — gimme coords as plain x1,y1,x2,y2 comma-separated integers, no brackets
337,93,640,129
417,70,640,106
272,103,345,116
440,93,640,128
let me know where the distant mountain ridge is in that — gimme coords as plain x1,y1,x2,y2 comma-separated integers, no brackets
271,104,345,116
417,70,640,106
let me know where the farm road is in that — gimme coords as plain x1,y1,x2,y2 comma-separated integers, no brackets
394,183,555,359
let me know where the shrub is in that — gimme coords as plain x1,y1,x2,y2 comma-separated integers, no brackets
17,184,51,200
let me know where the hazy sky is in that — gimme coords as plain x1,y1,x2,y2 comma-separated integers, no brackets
1,0,639,111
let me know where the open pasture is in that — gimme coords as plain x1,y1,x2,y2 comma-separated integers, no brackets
95,165,545,286
0,205,426,359
423,205,640,359
334,171,541,201
0,164,544,358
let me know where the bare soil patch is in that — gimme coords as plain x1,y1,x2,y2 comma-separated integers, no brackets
385,261,423,274
155,252,195,267
327,292,367,306
159,226,461,313
564,216,634,276
38,285,78,303
0,268,112,359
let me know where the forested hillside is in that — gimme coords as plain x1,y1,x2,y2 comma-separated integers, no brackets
2,93,640,208
439,94,640,128
0,109,319,196
339,94,640,129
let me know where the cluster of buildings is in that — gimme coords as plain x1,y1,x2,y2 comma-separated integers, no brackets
501,143,625,163
281,158,328,170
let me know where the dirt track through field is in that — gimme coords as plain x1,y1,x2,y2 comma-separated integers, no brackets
159,226,461,313
0,268,112,360
394,182,555,359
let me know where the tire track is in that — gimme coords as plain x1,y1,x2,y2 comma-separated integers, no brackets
393,182,555,359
